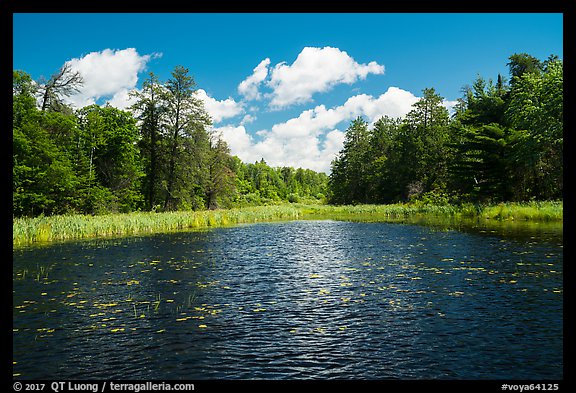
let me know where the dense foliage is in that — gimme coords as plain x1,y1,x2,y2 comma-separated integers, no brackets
13,66,328,217
329,53,563,204
13,52,561,217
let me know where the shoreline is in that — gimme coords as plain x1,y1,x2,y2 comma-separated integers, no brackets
13,201,563,247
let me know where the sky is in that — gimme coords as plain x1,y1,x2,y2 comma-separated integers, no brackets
13,13,563,173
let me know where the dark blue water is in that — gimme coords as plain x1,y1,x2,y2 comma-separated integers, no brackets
12,220,563,379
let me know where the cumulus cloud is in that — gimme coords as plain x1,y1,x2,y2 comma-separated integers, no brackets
218,125,255,158
196,89,244,124
106,88,139,110
64,48,159,109
218,86,417,173
442,99,459,115
240,114,256,125
237,58,270,100
267,46,384,109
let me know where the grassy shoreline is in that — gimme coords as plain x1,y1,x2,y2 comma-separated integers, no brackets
297,201,563,221
13,201,562,246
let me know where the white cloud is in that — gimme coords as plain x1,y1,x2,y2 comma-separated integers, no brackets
218,86,417,173
343,87,420,124
106,88,138,110
240,114,256,125
324,130,346,155
237,58,270,100
217,125,255,159
267,46,384,109
196,89,244,124
65,48,159,109
442,99,459,115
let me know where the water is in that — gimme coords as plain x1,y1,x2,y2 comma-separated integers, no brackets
12,220,563,379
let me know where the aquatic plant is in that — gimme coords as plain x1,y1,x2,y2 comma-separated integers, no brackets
13,205,302,246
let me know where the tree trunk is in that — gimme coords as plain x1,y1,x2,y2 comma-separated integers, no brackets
148,116,157,211
164,104,180,211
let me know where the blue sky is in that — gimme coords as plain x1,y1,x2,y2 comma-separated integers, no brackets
13,13,563,172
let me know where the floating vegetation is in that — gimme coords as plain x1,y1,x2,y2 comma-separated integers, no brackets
13,215,562,381
154,294,162,311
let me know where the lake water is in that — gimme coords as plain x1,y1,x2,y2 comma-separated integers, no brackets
12,220,563,379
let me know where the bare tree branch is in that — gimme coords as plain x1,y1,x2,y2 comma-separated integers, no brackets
40,63,84,111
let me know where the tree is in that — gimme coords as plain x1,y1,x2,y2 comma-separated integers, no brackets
13,71,38,126
457,75,509,126
507,53,542,83
13,121,79,216
398,88,451,199
163,66,211,210
76,105,144,213
329,117,371,204
13,71,80,216
449,124,518,201
365,116,401,203
449,53,562,201
506,57,563,199
39,63,83,112
130,72,167,210
205,135,236,210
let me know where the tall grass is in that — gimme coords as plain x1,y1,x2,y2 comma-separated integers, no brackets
13,205,301,246
299,201,562,222
476,201,563,221
297,203,461,219
13,201,562,246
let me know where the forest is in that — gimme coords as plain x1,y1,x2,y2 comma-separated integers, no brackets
330,53,563,205
13,53,562,218
13,66,327,217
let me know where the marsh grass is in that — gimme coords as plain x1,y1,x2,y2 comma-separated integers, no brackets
478,201,563,221
13,205,302,246
13,201,562,246
298,201,562,222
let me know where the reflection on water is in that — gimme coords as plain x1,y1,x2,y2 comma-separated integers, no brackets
13,220,563,379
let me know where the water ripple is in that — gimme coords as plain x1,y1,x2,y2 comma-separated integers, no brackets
13,220,563,379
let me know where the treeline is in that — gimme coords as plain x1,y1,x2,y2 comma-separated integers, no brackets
329,53,563,205
232,158,328,206
13,66,327,217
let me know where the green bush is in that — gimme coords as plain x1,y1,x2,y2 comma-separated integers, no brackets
287,193,300,203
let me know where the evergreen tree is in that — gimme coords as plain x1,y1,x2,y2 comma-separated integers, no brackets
449,124,517,201
365,116,401,203
163,66,211,210
506,57,563,199
329,117,370,204
130,72,167,210
396,88,450,199
205,135,236,209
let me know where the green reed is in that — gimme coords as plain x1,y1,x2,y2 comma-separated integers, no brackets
13,205,302,246
13,201,561,246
